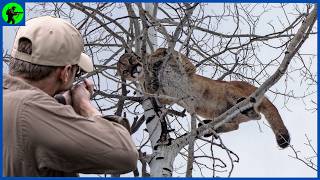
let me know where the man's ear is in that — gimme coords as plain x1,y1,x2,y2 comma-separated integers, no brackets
57,65,73,83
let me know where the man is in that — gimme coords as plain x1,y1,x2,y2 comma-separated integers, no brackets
6,6,19,24
3,16,138,176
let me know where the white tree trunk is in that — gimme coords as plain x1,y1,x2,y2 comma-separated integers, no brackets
142,99,178,177
142,3,179,177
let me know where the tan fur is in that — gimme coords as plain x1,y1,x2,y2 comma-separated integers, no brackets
149,48,196,76
117,48,290,148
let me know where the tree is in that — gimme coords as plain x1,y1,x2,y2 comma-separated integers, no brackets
3,3,317,177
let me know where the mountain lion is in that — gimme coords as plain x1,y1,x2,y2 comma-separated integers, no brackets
117,48,290,148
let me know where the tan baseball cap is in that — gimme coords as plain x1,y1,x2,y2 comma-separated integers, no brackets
11,16,93,72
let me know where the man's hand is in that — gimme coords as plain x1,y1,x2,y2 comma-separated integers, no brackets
83,79,95,96
71,79,101,117
72,79,94,101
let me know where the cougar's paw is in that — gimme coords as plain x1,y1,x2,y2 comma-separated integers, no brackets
203,132,216,138
276,132,290,149
198,120,215,138
197,120,212,128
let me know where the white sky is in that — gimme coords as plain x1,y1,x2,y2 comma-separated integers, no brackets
2,3,317,177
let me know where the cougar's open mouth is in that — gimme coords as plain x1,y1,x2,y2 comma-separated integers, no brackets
131,64,144,79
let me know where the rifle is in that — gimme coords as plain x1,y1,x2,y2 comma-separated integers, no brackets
12,12,23,19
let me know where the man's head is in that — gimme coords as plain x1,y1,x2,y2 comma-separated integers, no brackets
10,16,93,93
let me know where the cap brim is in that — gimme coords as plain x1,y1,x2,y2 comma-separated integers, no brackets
78,53,93,72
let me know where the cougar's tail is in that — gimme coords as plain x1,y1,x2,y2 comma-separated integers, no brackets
258,98,290,148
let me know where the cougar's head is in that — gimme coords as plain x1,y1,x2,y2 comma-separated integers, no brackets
117,53,144,81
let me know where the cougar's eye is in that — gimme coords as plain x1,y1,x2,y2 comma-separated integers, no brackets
128,56,135,65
